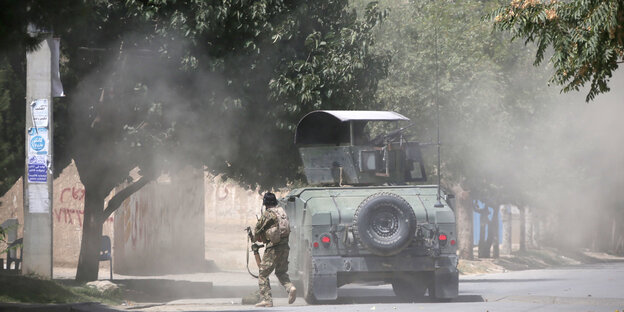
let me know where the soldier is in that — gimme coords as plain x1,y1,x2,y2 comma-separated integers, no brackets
253,192,297,307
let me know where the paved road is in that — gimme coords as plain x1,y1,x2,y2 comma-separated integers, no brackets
119,261,624,312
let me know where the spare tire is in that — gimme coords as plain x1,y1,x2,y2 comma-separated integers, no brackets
353,192,417,256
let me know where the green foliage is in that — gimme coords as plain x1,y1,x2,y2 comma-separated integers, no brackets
0,54,25,195
0,0,389,280
0,0,94,52
0,0,389,193
370,0,556,205
489,0,624,101
269,1,390,114
112,0,390,189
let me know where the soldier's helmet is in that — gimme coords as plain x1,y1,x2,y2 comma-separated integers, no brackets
263,192,278,207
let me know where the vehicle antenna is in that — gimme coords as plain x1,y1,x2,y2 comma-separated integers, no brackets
434,16,443,209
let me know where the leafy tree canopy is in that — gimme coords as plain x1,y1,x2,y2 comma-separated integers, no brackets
1,0,390,281
58,0,387,281
490,0,624,101
369,0,556,207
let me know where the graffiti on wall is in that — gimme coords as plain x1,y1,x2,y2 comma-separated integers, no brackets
121,194,147,249
54,186,114,226
206,180,265,226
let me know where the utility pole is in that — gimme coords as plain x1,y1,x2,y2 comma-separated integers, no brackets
23,34,60,278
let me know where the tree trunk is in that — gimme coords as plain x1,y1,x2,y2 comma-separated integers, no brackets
477,206,490,258
533,213,542,249
453,184,473,260
75,190,105,282
525,206,534,250
519,206,526,253
501,204,512,255
492,206,500,258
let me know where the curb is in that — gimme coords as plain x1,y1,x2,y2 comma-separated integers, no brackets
0,302,121,312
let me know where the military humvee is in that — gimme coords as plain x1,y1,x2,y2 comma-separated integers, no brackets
283,110,458,303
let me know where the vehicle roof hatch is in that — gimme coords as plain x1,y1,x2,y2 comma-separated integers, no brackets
295,110,409,145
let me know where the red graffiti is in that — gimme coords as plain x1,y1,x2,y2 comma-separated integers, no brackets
54,207,113,227
60,187,85,203
130,200,145,248
217,185,229,200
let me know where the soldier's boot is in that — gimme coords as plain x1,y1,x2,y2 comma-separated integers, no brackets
288,285,297,304
255,300,273,307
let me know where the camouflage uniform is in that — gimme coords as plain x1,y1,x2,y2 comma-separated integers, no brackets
254,207,294,304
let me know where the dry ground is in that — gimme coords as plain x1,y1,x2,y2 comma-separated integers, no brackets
458,247,624,275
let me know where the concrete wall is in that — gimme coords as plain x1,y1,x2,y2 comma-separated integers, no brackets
2,162,267,273
0,178,23,259
113,167,205,275
0,162,114,267
204,174,264,271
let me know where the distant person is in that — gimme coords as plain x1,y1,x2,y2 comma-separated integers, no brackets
253,192,297,307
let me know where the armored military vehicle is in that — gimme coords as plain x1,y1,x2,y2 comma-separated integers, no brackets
283,110,458,303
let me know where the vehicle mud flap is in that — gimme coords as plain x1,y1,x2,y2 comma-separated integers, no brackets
307,256,339,301
311,273,338,300
432,267,459,299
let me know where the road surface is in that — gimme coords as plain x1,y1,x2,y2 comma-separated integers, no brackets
123,261,624,311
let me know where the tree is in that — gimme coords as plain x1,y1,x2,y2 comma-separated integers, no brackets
490,0,624,101
0,53,25,196
366,0,559,258
1,0,389,281
61,0,388,281
0,0,79,196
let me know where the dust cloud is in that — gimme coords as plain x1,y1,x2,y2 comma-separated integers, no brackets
60,5,623,296
364,0,622,254
436,66,624,253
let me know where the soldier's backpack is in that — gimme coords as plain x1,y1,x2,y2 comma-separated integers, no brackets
266,206,290,244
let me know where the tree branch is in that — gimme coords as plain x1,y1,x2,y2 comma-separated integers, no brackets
101,176,153,221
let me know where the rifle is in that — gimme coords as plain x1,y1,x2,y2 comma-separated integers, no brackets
245,226,264,278
370,123,416,146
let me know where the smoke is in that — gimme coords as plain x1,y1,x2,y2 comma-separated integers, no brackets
443,60,624,251
63,31,247,276
371,0,624,253
524,72,624,249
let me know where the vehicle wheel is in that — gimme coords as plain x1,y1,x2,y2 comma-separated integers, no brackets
302,249,318,304
392,277,427,302
353,192,417,256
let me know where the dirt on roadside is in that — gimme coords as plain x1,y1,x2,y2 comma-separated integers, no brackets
458,247,624,275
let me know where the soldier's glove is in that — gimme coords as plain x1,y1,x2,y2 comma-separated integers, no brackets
251,242,264,253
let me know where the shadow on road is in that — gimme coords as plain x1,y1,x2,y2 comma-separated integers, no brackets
334,286,484,304
111,279,486,304
333,294,484,304
118,279,256,303
461,278,560,283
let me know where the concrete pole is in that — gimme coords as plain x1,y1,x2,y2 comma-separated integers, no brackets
23,36,54,278
519,206,526,252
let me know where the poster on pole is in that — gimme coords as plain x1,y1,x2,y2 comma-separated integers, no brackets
31,99,49,128
27,127,49,183
28,127,49,156
28,183,50,213
28,155,47,183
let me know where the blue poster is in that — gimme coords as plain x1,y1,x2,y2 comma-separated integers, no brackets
28,128,49,156
28,163,47,183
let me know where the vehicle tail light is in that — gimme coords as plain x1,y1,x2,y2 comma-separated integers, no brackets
438,233,447,246
313,242,319,248
450,239,456,246
321,235,331,247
